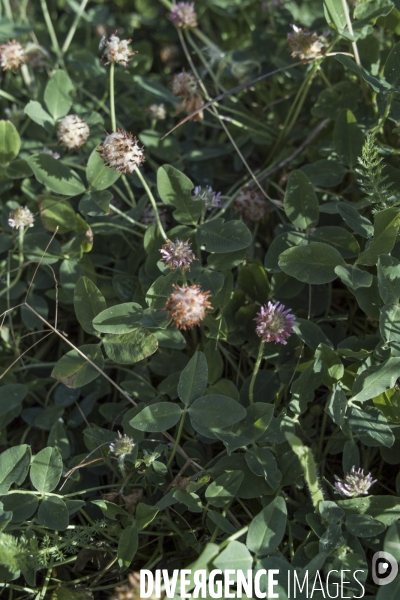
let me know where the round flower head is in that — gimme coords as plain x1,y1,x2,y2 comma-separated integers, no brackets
109,432,135,458
166,284,212,330
0,40,26,71
192,185,221,208
287,25,325,62
160,239,196,271
334,467,377,498
172,70,199,98
140,204,169,229
146,103,167,121
100,130,145,174
100,33,136,67
233,187,268,222
57,115,90,150
170,2,198,29
255,301,295,344
8,206,35,230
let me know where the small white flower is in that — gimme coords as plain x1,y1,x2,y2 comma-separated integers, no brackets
171,70,199,98
101,34,136,67
109,432,135,458
166,284,212,330
8,206,35,230
100,130,145,173
0,40,26,71
57,115,90,150
146,104,167,120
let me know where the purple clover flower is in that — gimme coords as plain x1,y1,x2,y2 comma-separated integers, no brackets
334,467,377,498
170,2,198,29
160,239,196,271
192,185,222,208
254,301,296,344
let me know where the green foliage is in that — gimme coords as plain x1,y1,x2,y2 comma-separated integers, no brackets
356,133,397,211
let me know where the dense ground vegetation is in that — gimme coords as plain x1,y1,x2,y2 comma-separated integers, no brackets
2,0,400,598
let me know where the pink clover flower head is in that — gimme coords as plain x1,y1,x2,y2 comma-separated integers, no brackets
170,2,198,29
192,185,222,208
8,206,34,230
334,467,377,498
160,239,196,271
255,301,295,344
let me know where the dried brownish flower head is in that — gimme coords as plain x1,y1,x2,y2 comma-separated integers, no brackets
172,71,203,121
100,130,145,174
233,187,268,222
0,40,26,71
287,25,325,62
166,284,212,329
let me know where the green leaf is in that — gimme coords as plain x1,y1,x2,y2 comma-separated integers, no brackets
74,276,107,336
300,159,347,187
358,207,400,266
51,588,93,600
338,495,400,526
177,351,208,406
103,329,158,364
92,302,144,334
2,494,38,522
264,231,308,272
205,471,244,507
51,344,104,388
293,318,333,350
0,384,28,418
380,304,400,355
324,0,347,31
385,522,400,561
86,149,120,190
213,541,253,573
346,514,385,538
27,154,86,197
189,395,246,429
284,170,319,230
24,101,54,130
129,402,182,432
39,196,76,234
333,109,364,168
334,265,373,289
197,219,252,253
337,202,373,238
146,271,180,310
214,403,274,454
376,577,400,599
351,274,383,319
38,496,69,530
325,384,348,426
384,40,400,87
378,255,400,304
347,405,394,447
157,164,200,225
30,448,63,493
44,70,73,121
354,0,394,23
237,263,270,303
246,497,287,557
373,387,400,423
279,242,345,284
196,270,224,296
351,357,400,402
335,55,390,94
79,191,112,217
245,446,281,490
0,445,31,494
136,503,159,530
0,120,20,164
117,525,139,569
311,226,359,259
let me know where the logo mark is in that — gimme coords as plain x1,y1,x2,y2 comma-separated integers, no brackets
372,551,398,586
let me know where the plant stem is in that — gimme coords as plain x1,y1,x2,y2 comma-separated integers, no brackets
61,0,90,54
2,0,13,20
167,408,187,468
109,61,116,131
134,167,167,239
121,173,136,206
39,0,61,57
341,0,361,67
248,342,264,405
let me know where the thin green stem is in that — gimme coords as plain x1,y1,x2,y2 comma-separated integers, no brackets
0,228,25,299
2,0,13,20
121,173,136,206
341,0,361,66
167,408,187,468
109,61,116,132
61,0,90,54
248,342,264,405
39,0,61,56
134,167,167,239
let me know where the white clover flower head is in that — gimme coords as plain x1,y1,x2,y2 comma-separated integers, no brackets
171,70,199,98
8,206,35,230
254,301,296,344
170,2,198,29
166,284,212,330
146,103,167,120
109,432,135,458
100,130,145,174
42,147,60,159
57,115,90,150
160,239,196,271
334,467,377,498
287,24,325,62
0,40,27,71
192,185,222,208
140,204,169,228
233,187,268,222
101,34,136,67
